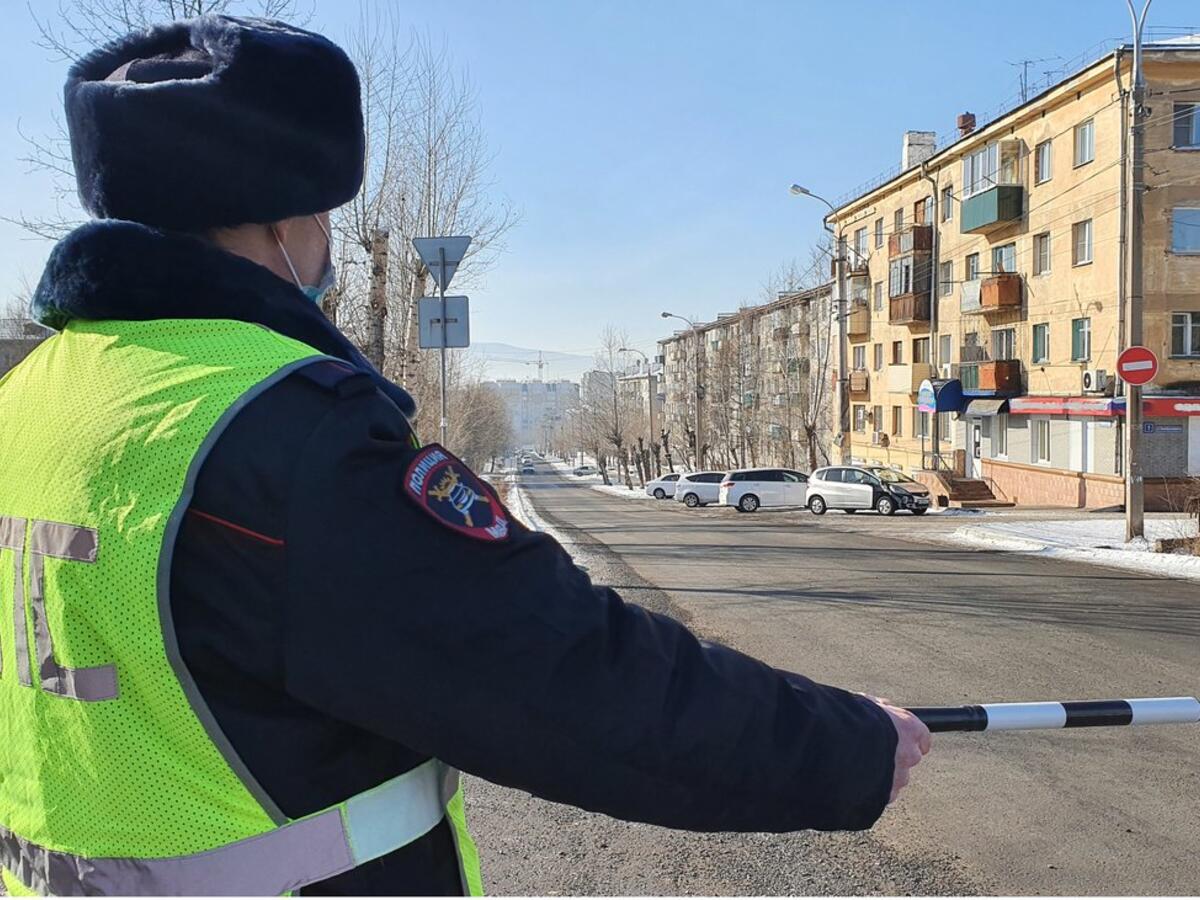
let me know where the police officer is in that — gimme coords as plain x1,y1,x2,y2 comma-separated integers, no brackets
0,15,930,896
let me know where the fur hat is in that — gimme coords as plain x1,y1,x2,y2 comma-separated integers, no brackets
65,15,364,230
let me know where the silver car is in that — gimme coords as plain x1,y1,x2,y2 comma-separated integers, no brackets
645,473,681,500
806,465,931,516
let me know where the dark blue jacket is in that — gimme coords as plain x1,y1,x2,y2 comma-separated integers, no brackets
30,221,897,896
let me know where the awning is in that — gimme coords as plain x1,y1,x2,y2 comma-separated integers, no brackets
917,378,965,413
963,398,1009,417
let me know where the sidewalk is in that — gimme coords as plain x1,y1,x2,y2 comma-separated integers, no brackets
935,515,1200,581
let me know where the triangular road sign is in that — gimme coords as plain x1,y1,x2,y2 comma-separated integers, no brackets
413,236,472,292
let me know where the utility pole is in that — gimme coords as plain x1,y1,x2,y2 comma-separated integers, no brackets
1125,0,1152,542
790,185,850,463
922,164,942,472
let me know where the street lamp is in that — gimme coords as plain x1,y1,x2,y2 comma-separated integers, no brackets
620,346,658,477
790,183,850,463
661,311,704,468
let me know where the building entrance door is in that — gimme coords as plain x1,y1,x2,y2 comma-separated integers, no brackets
967,418,983,478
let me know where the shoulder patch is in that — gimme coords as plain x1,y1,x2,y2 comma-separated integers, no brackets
403,444,511,542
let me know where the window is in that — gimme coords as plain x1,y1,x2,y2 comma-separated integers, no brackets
1074,119,1094,167
992,328,1015,361
873,280,883,311
889,256,912,297
991,242,1016,274
894,208,904,233
939,260,954,296
913,409,930,438
995,413,1009,457
854,227,868,259
965,253,980,282
913,337,931,364
1071,317,1092,361
1072,219,1093,266
1172,208,1200,253
1174,103,1200,148
938,411,952,441
874,217,884,248
891,405,903,435
854,405,867,432
853,344,866,369
1033,419,1051,464
1035,140,1053,183
891,340,903,365
962,140,1021,197
939,334,952,366
1033,232,1051,275
872,405,883,430
922,196,934,225
873,342,883,370
941,186,953,221
1032,323,1050,363
1171,312,1200,357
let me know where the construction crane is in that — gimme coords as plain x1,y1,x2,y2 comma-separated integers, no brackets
518,350,549,381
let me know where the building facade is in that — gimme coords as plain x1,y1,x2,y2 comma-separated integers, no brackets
657,283,834,472
0,319,51,377
486,378,581,451
828,37,1200,507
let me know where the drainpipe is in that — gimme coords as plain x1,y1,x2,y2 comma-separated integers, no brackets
921,162,941,472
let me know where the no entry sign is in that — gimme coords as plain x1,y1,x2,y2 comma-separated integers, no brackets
1117,345,1158,386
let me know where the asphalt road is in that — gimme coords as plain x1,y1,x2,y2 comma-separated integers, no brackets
468,463,1200,896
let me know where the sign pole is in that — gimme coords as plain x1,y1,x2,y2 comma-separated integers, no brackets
439,247,449,447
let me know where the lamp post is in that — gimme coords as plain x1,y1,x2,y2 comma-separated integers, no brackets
790,184,850,463
620,346,658,477
661,312,704,468
1124,0,1152,542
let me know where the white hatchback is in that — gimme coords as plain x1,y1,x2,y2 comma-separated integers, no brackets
719,468,809,512
673,472,727,508
644,473,681,500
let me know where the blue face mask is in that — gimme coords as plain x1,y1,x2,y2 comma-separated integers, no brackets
274,215,336,304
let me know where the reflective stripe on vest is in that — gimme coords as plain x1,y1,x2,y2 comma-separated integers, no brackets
0,759,458,896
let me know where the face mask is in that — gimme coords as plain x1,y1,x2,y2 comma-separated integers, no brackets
273,215,336,304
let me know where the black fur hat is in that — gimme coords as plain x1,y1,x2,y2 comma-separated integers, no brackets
65,15,364,230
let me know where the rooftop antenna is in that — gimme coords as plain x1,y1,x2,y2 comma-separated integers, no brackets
1007,55,1062,102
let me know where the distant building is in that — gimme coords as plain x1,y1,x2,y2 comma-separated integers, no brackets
0,319,52,376
486,378,580,449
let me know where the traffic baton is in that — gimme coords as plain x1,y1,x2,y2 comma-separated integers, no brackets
905,697,1200,733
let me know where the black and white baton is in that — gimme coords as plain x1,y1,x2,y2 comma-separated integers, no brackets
905,697,1200,733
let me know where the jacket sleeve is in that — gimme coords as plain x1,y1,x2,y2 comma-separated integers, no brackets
280,385,897,833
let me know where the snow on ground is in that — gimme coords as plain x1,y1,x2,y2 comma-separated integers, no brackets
936,515,1200,581
548,459,661,504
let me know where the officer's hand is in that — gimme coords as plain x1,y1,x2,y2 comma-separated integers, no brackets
871,698,932,804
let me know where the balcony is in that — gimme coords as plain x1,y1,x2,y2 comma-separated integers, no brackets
887,362,932,394
772,325,790,341
981,272,1023,310
959,360,1022,394
849,369,870,394
888,225,932,257
889,293,931,325
846,301,870,337
960,185,1024,234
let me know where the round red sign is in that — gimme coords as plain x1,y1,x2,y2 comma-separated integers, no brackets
1116,345,1158,386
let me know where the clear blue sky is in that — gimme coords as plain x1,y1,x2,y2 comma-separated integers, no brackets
3,0,1198,362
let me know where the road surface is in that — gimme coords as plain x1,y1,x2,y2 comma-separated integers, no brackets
467,463,1199,895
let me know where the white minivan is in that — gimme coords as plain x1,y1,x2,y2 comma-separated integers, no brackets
673,472,727,508
718,468,809,512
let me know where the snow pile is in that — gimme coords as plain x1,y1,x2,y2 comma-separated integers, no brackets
549,459,661,504
939,515,1200,581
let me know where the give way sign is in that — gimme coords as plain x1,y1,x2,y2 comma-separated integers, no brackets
1116,345,1158,386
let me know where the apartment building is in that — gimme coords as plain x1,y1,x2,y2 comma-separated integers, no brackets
486,378,581,450
0,319,51,377
828,36,1200,508
658,283,833,471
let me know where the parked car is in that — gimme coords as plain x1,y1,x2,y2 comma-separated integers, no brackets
520,465,536,475
644,473,681,500
718,468,809,512
806,465,931,516
673,472,727,508
572,464,598,476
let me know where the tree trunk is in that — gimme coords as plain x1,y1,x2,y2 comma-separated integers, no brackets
320,285,340,327
365,227,390,371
